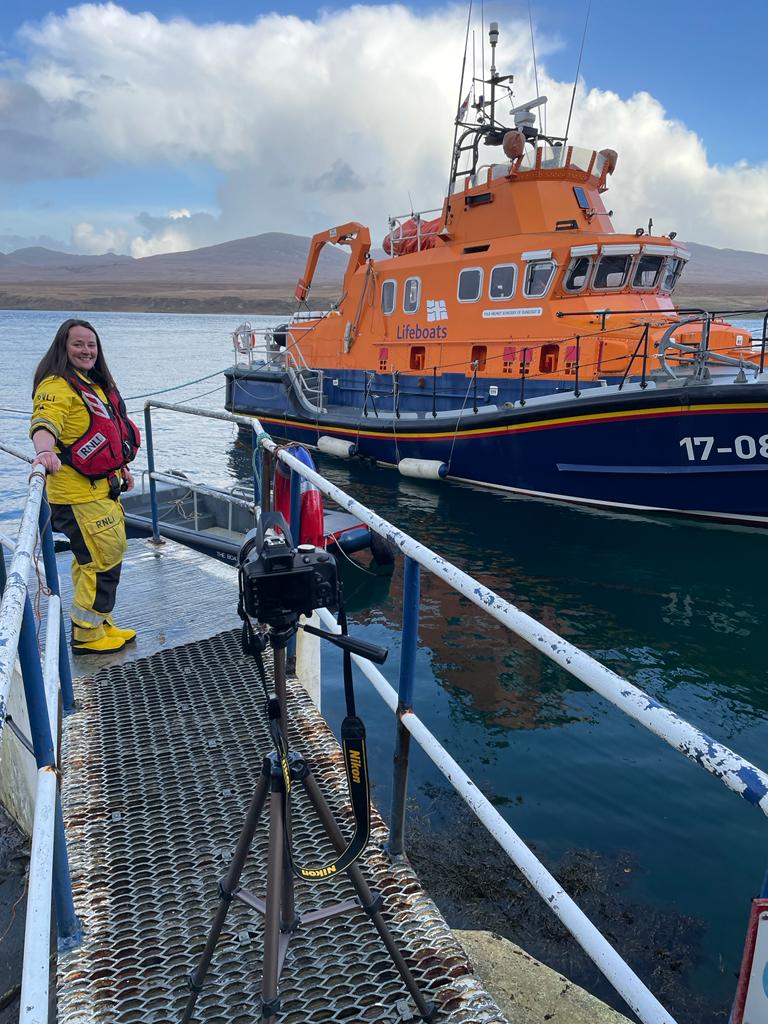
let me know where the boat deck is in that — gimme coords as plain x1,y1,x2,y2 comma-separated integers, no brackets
56,539,505,1023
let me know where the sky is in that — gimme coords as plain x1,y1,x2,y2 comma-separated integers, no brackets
1,0,767,258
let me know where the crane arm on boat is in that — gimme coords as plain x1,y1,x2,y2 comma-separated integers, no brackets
295,222,371,303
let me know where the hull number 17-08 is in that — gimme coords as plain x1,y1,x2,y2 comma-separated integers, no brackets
679,435,768,461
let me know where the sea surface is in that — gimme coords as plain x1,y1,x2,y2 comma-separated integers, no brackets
2,308,767,1024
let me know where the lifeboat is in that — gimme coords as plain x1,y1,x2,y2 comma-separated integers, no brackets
225,23,768,528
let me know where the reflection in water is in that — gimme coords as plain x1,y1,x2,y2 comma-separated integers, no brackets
280,449,768,1024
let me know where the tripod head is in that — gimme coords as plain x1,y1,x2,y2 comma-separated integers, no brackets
240,607,388,664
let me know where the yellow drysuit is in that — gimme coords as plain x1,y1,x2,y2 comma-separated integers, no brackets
31,374,127,643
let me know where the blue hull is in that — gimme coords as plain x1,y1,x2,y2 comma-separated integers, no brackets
225,368,768,525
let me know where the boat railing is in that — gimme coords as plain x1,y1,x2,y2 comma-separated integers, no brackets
456,145,607,191
385,207,444,254
138,400,768,1024
230,324,326,410
0,441,82,1021
554,307,768,392
138,468,256,535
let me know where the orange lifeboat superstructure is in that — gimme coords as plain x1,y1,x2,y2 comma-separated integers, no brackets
226,24,768,526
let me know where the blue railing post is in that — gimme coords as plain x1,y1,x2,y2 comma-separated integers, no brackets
143,405,162,543
37,492,75,714
251,424,261,508
288,462,302,662
289,461,301,544
18,597,80,945
18,598,56,768
0,544,6,595
387,556,420,857
52,805,82,949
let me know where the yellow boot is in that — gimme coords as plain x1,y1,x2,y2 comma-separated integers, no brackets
104,623,137,643
72,633,126,656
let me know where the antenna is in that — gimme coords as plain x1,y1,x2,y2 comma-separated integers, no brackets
527,1,545,136
564,0,592,145
443,1,474,227
472,30,476,107
480,0,485,89
488,21,498,126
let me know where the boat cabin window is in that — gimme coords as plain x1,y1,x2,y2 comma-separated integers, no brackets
632,255,664,289
563,256,591,293
381,280,396,315
489,264,517,300
660,257,684,293
458,267,483,302
523,260,556,298
403,277,421,314
593,255,631,290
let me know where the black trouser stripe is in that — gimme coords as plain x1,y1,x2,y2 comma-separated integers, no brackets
94,562,122,614
49,503,93,565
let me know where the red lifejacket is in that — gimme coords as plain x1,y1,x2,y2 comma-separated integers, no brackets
58,374,141,480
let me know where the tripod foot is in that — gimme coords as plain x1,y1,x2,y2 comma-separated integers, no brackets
420,1001,438,1022
260,994,281,1019
187,971,204,995
359,890,384,916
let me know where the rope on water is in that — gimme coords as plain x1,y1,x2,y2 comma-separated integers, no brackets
447,373,477,472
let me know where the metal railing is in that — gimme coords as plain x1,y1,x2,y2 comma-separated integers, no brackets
385,207,443,255
28,396,764,1021
137,400,768,1024
266,435,768,1024
0,442,82,1021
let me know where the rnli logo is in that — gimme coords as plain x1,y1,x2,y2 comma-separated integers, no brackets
427,299,448,322
75,433,108,460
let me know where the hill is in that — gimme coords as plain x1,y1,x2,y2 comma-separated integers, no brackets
0,233,764,315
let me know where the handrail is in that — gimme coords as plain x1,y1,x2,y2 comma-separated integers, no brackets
0,443,82,1019
316,602,674,1024
132,400,768,1023
271,441,768,814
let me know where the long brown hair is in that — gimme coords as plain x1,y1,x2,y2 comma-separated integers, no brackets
32,318,117,396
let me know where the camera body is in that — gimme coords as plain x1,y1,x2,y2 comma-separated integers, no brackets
239,513,338,629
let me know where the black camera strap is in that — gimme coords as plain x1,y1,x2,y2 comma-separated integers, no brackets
289,598,371,881
240,557,371,880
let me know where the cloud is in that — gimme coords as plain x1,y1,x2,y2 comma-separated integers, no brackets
303,159,367,194
0,232,74,253
71,221,129,253
2,3,767,254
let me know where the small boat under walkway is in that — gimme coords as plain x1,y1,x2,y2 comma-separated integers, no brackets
56,538,505,1023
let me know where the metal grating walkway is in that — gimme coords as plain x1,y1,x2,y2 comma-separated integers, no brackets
58,624,506,1023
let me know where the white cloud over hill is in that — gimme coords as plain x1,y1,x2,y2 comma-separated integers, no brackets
1,2,766,255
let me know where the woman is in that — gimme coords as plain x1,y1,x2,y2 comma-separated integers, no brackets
30,318,140,655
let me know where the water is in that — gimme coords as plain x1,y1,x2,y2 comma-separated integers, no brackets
2,309,766,1023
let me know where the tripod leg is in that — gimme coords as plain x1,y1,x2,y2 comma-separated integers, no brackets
181,768,271,1023
300,772,438,1023
260,786,286,1023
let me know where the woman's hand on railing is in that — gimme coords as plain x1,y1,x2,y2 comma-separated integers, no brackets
31,450,61,474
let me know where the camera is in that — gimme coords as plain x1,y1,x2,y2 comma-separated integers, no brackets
239,511,338,629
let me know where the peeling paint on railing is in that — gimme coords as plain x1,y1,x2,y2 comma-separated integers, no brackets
274,442,768,817
0,465,46,741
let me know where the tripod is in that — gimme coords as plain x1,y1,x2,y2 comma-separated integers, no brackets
180,623,437,1024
